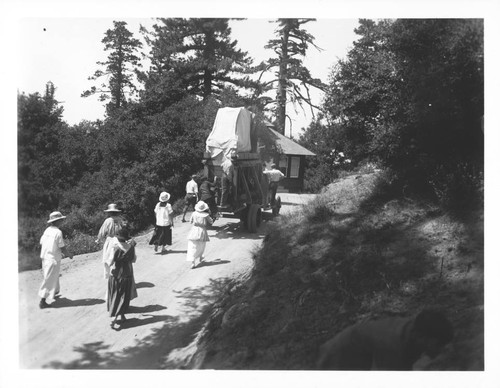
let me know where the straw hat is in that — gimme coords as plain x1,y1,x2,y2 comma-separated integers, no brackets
47,211,66,223
195,201,209,212
104,203,121,213
159,192,171,202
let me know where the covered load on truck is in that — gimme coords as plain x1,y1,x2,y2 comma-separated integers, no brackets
205,107,257,164
202,107,281,232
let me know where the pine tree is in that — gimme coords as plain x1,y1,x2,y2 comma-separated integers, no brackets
140,18,262,104
82,21,143,116
264,19,325,135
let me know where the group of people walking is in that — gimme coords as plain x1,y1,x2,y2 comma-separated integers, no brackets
37,179,216,330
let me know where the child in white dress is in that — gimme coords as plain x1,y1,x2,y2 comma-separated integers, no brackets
186,201,213,269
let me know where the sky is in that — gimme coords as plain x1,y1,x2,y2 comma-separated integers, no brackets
3,1,500,388
16,18,360,138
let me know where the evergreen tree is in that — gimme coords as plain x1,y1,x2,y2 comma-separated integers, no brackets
322,19,396,162
319,18,483,206
264,19,325,135
82,21,143,116
140,18,262,105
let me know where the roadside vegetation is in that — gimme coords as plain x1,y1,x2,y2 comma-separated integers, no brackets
193,168,483,370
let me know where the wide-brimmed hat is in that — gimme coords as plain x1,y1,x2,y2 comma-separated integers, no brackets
195,201,209,212
47,211,66,223
159,192,171,202
104,203,121,213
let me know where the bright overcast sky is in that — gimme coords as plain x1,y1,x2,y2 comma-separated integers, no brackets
16,18,359,137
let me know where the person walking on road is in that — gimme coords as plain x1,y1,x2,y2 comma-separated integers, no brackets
199,176,219,220
105,227,138,330
263,163,285,205
182,175,199,222
186,201,213,269
96,204,125,279
38,211,73,309
149,191,174,253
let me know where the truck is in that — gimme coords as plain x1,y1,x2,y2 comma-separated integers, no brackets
202,107,281,232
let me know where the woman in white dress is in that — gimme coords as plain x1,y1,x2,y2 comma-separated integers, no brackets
96,204,125,279
186,201,213,269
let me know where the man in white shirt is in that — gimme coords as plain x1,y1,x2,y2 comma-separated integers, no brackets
39,211,73,308
182,175,199,222
263,163,285,205
220,158,234,207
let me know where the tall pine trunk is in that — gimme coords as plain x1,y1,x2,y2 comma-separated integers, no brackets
276,24,289,135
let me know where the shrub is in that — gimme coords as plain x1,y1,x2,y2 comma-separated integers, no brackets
63,206,105,236
18,216,47,255
429,163,483,213
69,231,101,256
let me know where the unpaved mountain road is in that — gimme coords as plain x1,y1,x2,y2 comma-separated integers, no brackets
18,193,315,369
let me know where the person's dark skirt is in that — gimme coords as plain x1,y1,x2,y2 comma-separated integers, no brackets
107,275,136,317
149,225,172,246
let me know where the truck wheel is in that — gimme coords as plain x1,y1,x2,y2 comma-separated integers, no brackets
247,204,262,233
272,196,282,216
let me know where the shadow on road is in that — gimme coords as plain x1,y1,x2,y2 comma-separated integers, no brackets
280,201,302,206
51,297,105,308
212,222,266,240
118,314,170,329
135,282,154,289
127,304,166,314
43,308,213,369
196,259,230,268
155,249,187,255
173,277,234,315
41,277,238,369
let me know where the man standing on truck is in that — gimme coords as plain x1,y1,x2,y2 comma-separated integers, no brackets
263,163,284,205
199,176,219,220
220,158,234,207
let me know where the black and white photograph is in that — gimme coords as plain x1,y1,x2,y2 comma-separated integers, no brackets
2,0,499,387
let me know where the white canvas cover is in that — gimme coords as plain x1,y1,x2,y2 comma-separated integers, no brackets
206,107,253,163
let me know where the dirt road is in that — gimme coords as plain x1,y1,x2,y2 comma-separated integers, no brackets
18,193,315,369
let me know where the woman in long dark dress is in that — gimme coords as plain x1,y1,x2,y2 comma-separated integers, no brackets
148,191,174,253
106,228,138,330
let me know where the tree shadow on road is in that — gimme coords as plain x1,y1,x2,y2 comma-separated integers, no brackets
173,277,234,315
51,297,105,308
211,222,266,240
42,278,235,369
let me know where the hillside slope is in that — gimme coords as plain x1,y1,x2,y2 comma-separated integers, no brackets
190,171,484,370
